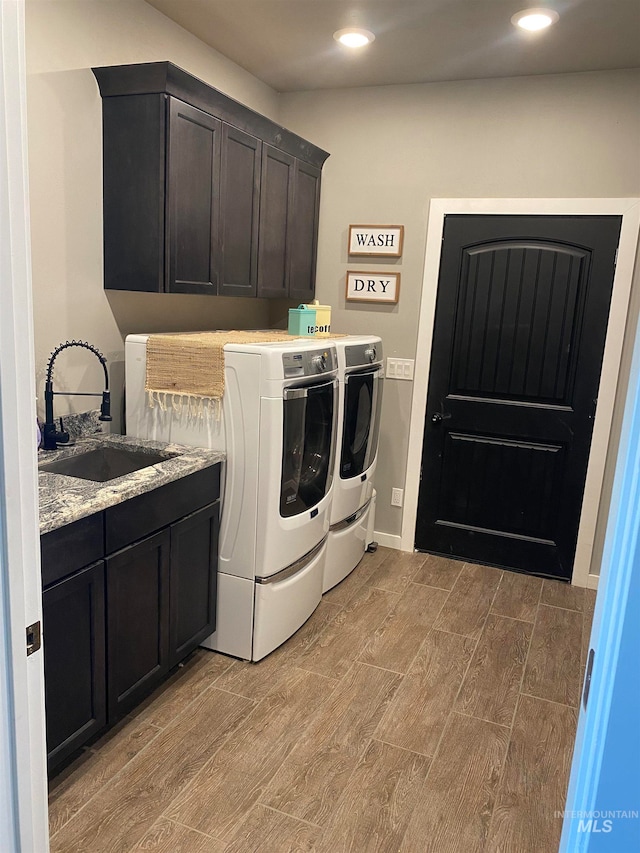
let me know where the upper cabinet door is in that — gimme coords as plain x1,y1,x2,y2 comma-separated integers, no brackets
219,124,261,298
166,98,221,294
289,161,321,305
257,145,295,299
102,93,167,292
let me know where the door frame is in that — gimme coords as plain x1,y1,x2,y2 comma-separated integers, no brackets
560,281,640,851
401,199,640,588
0,1,50,850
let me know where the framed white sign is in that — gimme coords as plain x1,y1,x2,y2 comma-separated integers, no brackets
348,224,404,257
346,271,400,304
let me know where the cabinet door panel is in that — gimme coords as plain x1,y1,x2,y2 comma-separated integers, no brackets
167,98,221,294
289,161,321,304
257,145,295,298
40,512,104,587
106,529,170,720
169,502,219,666
43,561,106,772
102,93,166,292
105,464,220,554
220,124,261,297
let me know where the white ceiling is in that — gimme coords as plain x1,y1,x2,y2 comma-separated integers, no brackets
143,0,640,92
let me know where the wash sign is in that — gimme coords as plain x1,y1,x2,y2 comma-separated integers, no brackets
348,225,404,257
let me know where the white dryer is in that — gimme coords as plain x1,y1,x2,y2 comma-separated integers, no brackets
125,334,338,661
323,335,383,592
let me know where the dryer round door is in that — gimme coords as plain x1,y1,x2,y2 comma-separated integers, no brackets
280,378,337,518
340,368,383,479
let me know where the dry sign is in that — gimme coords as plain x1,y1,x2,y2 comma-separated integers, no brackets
348,225,404,257
346,271,400,304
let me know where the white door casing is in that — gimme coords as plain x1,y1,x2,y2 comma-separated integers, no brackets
401,198,640,589
0,1,50,850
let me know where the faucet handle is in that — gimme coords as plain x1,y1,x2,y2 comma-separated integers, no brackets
57,417,70,445
99,390,112,422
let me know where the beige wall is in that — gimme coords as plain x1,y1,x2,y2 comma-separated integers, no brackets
26,0,281,429
280,70,640,538
26,1,640,544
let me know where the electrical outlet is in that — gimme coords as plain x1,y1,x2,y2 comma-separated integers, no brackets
386,358,414,380
391,487,403,507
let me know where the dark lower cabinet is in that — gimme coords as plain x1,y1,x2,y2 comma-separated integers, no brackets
169,504,218,667
42,561,106,774
41,463,220,774
106,529,170,720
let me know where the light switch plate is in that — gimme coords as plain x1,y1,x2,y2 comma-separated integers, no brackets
386,357,415,380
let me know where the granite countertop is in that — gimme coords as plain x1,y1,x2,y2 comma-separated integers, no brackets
38,433,224,535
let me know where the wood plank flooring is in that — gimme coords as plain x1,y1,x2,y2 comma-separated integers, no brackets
49,549,595,853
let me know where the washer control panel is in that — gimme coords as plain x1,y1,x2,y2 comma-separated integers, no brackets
283,347,337,378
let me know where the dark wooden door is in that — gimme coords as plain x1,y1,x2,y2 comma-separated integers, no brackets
168,502,219,667
219,124,261,297
43,561,106,772
416,215,621,580
166,97,221,294
106,529,170,721
289,160,321,304
257,144,295,298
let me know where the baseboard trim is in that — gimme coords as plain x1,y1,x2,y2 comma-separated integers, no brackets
372,535,602,589
373,531,402,550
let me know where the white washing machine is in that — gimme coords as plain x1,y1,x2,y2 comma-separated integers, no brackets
125,334,338,660
323,335,383,592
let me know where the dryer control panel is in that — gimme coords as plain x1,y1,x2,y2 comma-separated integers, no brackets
344,341,384,369
283,348,337,378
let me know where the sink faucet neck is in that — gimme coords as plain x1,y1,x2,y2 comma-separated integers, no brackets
42,340,112,451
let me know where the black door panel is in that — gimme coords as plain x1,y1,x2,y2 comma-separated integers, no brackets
416,215,621,580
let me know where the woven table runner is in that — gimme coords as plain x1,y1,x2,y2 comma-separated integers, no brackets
145,330,302,414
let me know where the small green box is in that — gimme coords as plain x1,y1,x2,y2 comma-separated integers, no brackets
288,305,317,336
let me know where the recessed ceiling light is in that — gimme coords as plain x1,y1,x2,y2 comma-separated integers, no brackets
333,28,375,48
511,8,559,31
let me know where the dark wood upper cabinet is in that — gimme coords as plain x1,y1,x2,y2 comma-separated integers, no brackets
167,99,221,294
93,62,329,299
289,160,322,304
256,149,322,302
257,145,295,298
219,124,261,297
101,93,166,292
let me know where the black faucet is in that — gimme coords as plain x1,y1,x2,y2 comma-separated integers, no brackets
43,340,112,451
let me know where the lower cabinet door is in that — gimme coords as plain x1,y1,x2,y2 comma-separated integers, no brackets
106,528,170,720
43,560,106,773
169,502,219,667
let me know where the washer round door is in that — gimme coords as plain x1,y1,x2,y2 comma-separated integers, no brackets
280,378,337,518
